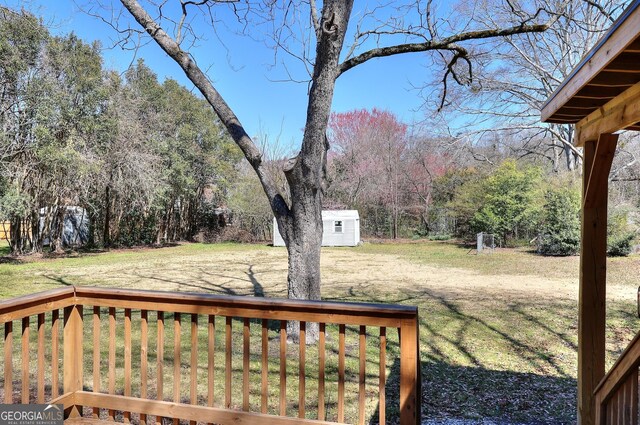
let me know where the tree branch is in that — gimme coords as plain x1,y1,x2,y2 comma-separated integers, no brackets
337,22,553,76
309,0,321,38
581,0,616,23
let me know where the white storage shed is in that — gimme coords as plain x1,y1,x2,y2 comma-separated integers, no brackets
273,210,360,247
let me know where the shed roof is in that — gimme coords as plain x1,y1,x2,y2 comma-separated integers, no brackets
541,0,640,141
322,210,359,219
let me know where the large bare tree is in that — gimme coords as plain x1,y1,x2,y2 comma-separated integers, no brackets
103,0,564,339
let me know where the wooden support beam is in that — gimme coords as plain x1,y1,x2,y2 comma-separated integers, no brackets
576,81,640,146
578,134,618,425
583,134,618,209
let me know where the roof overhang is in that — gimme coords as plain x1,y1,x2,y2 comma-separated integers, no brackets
541,0,640,146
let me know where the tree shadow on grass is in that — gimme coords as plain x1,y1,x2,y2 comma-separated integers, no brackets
369,358,576,425
415,291,578,423
420,361,575,424
126,262,272,299
323,287,580,424
43,275,74,286
128,269,243,296
245,264,264,297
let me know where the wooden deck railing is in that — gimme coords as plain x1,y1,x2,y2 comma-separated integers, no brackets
0,286,420,425
594,329,640,424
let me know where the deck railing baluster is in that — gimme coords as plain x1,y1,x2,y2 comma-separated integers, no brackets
243,317,250,412
318,322,326,421
189,314,198,425
207,315,215,411
279,320,287,417
51,310,59,399
108,307,116,421
338,323,345,423
37,313,45,404
92,306,101,419
157,311,165,425
21,316,29,404
629,368,639,422
4,321,12,404
141,309,148,425
124,308,132,423
299,321,306,419
261,319,268,414
379,327,387,425
610,391,618,424
623,370,633,423
225,316,232,409
358,325,366,425
173,312,181,425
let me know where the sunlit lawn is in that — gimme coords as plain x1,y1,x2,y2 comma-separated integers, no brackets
1,240,639,423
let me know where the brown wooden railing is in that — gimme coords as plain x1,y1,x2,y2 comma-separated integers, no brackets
594,330,640,424
0,286,420,425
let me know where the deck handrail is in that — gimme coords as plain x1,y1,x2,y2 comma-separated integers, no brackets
0,287,75,322
0,286,421,425
594,328,640,424
73,286,418,326
594,329,640,400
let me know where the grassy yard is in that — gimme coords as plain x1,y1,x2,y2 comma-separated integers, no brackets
1,240,639,424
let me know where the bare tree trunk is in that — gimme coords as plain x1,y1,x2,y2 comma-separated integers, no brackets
87,209,97,248
9,216,22,255
52,206,65,254
30,210,42,253
156,211,163,245
164,202,173,243
114,208,124,244
564,144,577,171
288,243,322,328
103,182,111,248
41,207,55,252
280,189,324,342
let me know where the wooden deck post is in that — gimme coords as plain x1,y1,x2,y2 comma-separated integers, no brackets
64,304,84,418
399,317,420,425
578,134,617,425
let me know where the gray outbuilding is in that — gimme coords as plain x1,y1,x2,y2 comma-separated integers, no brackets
40,206,90,247
273,210,360,247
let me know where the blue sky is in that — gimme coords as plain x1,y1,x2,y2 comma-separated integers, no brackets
5,1,436,151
